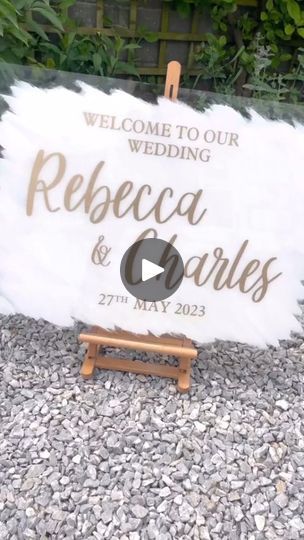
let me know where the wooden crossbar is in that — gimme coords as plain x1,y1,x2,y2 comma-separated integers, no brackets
79,332,196,358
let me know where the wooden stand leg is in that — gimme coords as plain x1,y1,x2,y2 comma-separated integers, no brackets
177,357,192,393
80,343,97,379
177,339,193,392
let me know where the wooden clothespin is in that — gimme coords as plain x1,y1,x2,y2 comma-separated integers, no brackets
164,61,181,101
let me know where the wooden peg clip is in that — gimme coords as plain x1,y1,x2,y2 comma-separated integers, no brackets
164,61,181,101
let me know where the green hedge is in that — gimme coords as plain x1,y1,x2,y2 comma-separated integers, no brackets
0,0,304,102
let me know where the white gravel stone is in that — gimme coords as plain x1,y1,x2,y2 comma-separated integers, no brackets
162,475,173,487
1,312,304,539
156,500,168,513
254,515,266,531
159,486,171,497
194,421,206,432
131,505,148,519
274,493,289,508
174,495,183,505
290,517,304,530
0,522,8,540
232,506,244,522
276,399,289,411
40,449,50,459
87,464,97,480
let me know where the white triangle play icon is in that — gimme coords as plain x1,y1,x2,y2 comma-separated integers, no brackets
142,259,164,282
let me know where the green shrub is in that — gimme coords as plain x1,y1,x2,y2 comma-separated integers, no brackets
192,0,304,101
0,0,304,101
0,0,139,76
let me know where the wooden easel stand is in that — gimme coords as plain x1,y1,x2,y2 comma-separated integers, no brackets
80,61,197,392
80,328,197,393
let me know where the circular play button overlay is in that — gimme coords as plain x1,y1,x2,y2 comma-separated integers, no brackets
120,238,184,302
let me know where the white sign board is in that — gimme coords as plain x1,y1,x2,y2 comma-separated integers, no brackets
0,80,303,346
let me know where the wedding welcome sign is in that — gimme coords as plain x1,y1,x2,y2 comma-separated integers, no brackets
0,69,303,347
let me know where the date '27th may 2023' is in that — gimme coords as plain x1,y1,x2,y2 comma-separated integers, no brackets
98,293,206,318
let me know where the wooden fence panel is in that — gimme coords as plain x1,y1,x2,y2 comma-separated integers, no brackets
65,0,258,76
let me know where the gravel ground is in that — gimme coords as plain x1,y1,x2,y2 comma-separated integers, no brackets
0,312,304,540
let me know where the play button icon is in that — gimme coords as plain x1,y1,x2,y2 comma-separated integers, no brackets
120,238,184,302
142,259,164,282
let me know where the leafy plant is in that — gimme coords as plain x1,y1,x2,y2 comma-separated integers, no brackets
0,0,67,64
0,0,30,46
193,33,244,93
244,41,304,102
194,0,304,101
1,0,304,102
39,34,140,76
261,0,304,41
0,0,139,77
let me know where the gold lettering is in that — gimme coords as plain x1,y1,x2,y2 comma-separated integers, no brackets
83,161,108,218
83,112,98,126
229,133,239,147
176,191,207,225
176,125,187,139
225,240,250,289
99,114,109,128
238,259,261,293
184,255,208,282
131,185,153,220
217,131,229,145
212,249,230,290
113,181,134,218
64,175,84,211
110,115,120,130
250,259,282,302
134,228,157,241
148,302,158,312
143,141,154,155
121,118,132,132
199,149,210,162
162,123,171,137
134,299,148,311
27,150,65,215
152,188,174,223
